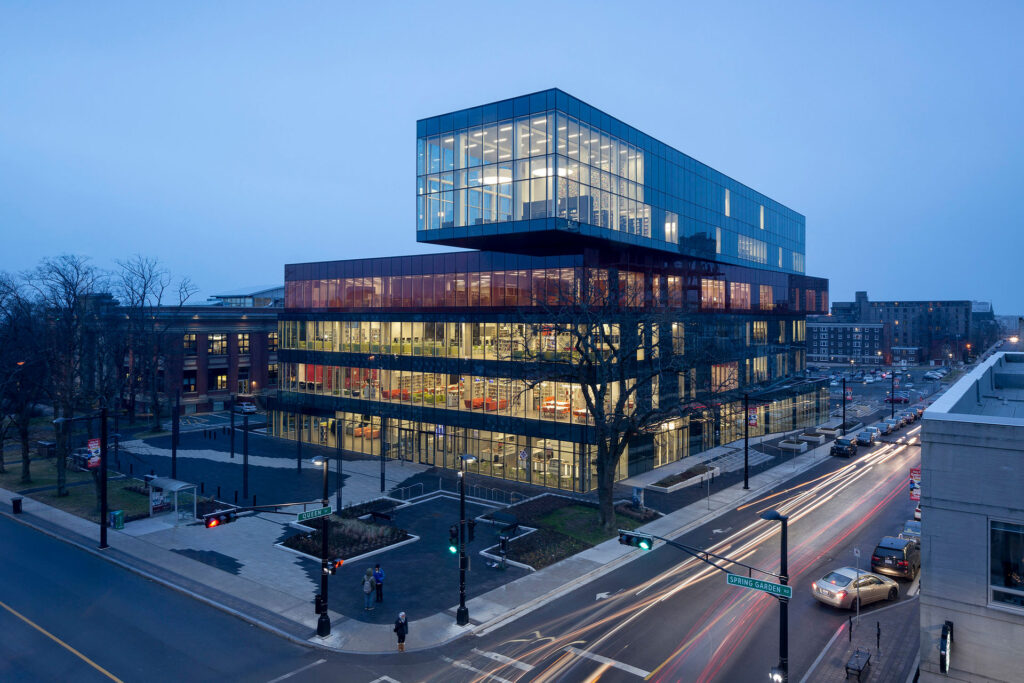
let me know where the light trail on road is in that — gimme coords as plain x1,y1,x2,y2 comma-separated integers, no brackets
427,440,919,683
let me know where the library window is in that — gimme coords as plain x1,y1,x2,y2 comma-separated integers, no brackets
268,332,278,352
238,333,250,355
182,372,196,393
183,334,197,355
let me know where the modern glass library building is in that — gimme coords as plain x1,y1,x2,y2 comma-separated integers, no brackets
271,90,829,492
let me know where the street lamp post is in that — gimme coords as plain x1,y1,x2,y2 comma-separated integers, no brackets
456,453,477,626
53,409,110,549
335,420,343,513
243,413,249,500
891,369,896,419
743,393,750,490
841,378,847,436
311,456,331,637
761,510,789,683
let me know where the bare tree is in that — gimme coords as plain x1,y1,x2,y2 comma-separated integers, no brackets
514,263,745,532
116,256,196,431
24,255,105,496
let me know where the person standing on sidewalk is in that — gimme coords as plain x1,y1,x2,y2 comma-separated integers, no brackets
393,612,408,652
373,563,385,603
362,568,376,611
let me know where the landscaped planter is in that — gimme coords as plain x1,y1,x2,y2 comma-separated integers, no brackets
648,465,721,494
818,427,842,437
798,432,826,445
778,440,808,453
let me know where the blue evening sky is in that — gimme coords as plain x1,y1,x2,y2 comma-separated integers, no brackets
1,2,1021,312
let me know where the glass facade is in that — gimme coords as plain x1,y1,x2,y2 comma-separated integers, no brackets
273,90,829,492
417,89,805,275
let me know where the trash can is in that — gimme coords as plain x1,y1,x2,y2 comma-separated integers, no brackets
12,497,23,514
109,510,124,530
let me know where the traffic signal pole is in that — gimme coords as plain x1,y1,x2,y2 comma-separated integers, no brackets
100,408,109,550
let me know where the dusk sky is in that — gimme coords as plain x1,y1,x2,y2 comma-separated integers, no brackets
2,2,1021,312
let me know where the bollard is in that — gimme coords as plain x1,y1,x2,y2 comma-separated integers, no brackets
150,469,154,476
200,482,204,494
234,490,238,504
217,485,221,499
849,615,853,642
129,463,134,475
252,495,256,507
12,497,23,514
877,621,881,654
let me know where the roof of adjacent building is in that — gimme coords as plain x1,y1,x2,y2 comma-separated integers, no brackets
927,351,1024,422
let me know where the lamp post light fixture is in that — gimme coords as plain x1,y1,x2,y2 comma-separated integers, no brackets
760,509,789,683
311,455,332,637
456,453,477,626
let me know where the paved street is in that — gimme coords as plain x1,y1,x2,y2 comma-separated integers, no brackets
1,403,928,682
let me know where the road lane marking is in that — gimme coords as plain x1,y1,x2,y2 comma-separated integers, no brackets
472,648,534,672
265,658,326,682
0,598,123,682
441,655,514,683
564,646,650,678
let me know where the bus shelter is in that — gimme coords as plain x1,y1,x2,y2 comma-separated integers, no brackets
147,477,198,525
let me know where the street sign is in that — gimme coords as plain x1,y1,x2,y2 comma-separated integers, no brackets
726,573,792,599
298,506,332,522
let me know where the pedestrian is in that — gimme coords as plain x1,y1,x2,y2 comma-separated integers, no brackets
393,612,408,652
362,568,376,611
373,563,385,603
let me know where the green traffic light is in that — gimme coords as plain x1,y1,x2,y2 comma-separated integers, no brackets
638,539,651,550
448,544,458,554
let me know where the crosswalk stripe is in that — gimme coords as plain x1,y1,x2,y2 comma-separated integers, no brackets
441,656,515,683
564,646,650,678
472,648,534,672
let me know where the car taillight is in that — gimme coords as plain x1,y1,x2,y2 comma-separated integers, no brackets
871,555,881,564
897,560,908,568
837,590,847,600
811,582,817,591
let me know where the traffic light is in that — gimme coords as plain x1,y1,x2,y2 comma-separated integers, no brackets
204,511,237,528
618,530,653,550
499,535,509,556
448,524,459,554
325,558,343,575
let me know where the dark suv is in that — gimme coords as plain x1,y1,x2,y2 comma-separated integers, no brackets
830,438,858,458
870,536,920,580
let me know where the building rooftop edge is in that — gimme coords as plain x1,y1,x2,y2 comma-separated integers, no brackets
925,352,1024,426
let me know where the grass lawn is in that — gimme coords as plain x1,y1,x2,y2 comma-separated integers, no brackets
535,504,641,547
0,461,93,492
28,477,153,523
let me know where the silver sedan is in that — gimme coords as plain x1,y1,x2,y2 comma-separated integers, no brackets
811,567,899,610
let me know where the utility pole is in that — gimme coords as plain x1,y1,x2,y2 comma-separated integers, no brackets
171,390,180,479
243,413,249,500
100,408,109,550
229,394,235,459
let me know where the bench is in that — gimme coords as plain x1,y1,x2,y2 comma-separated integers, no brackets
369,510,393,524
491,511,519,536
845,648,871,680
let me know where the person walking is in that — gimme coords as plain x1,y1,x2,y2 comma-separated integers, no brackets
373,563,385,603
362,568,376,611
393,612,408,652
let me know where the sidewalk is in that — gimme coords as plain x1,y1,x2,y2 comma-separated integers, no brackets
1,431,849,655
801,597,920,683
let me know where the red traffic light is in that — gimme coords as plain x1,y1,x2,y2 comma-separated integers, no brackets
203,511,237,528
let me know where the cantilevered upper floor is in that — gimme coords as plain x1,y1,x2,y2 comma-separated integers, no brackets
417,88,806,275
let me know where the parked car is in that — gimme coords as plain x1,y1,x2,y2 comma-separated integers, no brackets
914,505,921,521
913,406,925,418
886,394,910,404
856,430,876,447
899,411,916,424
236,402,258,414
870,536,920,580
811,567,899,609
899,520,922,546
830,437,858,458
883,419,902,432
875,422,893,435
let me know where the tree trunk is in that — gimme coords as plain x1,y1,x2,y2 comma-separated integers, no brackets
595,444,618,533
0,428,6,474
55,404,70,497
18,419,31,484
